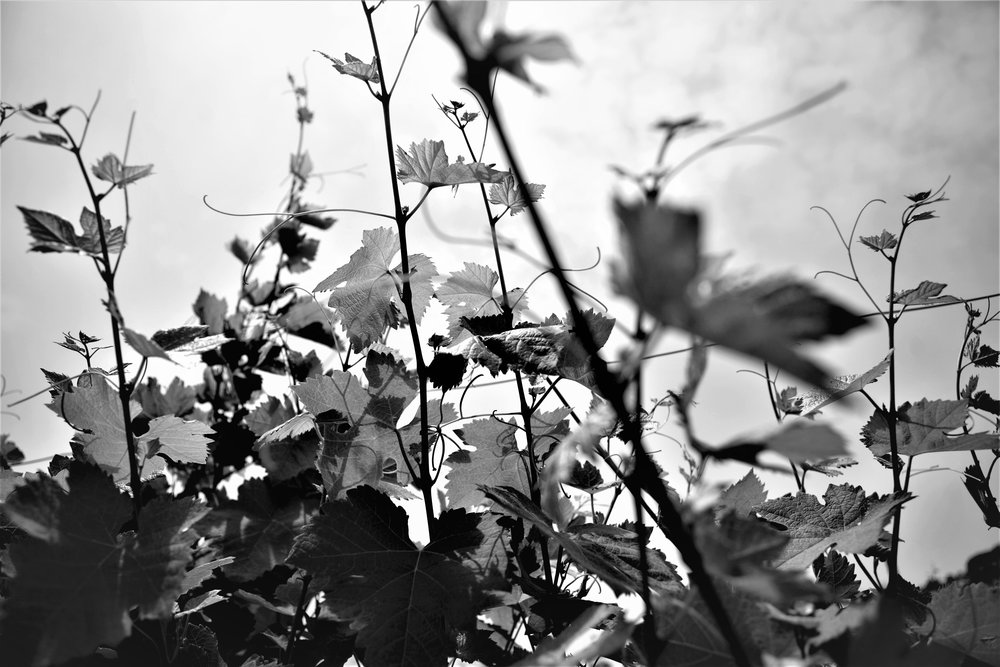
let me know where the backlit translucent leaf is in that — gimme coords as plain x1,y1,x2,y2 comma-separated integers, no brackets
813,550,860,602
396,139,507,188
436,262,529,341
143,415,213,464
858,230,898,252
717,470,768,518
78,208,125,254
754,484,911,570
193,290,228,335
18,206,124,256
287,487,486,667
22,132,67,147
150,325,211,351
694,510,828,606
123,327,174,362
862,398,999,456
715,420,848,464
488,174,545,215
1,463,205,666
921,581,1000,666
447,417,528,508
314,227,437,352
890,280,960,307
315,50,380,84
488,30,576,91
91,152,154,188
196,478,318,582
278,296,340,348
134,377,197,419
798,351,891,416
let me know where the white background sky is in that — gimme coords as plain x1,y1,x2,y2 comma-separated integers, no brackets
2,2,998,584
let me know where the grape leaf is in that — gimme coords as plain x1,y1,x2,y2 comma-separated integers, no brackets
48,377,211,483
713,420,848,465
612,199,701,323
123,327,175,362
488,31,576,91
91,152,154,188
447,417,528,508
77,207,125,254
717,470,768,518
193,289,228,335
471,309,615,386
797,351,892,416
278,296,340,348
858,230,898,252
612,201,865,387
196,478,318,582
923,581,1000,666
972,344,999,368
315,50,380,84
691,277,867,388
488,174,545,215
862,399,1000,456
287,486,487,667
134,377,197,419
1,463,206,666
694,510,829,606
22,132,67,146
754,484,911,570
813,550,861,602
890,280,960,307
143,415,213,464
150,325,211,351
1,434,25,470
436,262,529,342
18,206,124,256
314,227,437,352
395,139,507,188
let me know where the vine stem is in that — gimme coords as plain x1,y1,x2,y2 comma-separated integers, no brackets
432,7,750,664
363,0,436,538
60,118,143,523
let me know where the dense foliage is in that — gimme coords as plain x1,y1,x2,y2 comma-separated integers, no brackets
1,3,997,666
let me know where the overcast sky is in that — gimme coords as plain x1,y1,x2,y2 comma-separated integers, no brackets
2,2,997,583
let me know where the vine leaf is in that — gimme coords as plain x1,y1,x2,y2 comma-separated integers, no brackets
858,230,898,252
456,309,615,387
314,227,437,352
91,153,154,188
812,550,861,603
395,139,507,188
488,174,545,215
278,296,340,348
315,50,380,84
972,344,999,368
862,399,1000,457
123,327,175,362
248,397,319,481
694,510,829,606
436,262,529,342
754,484,911,570
195,478,319,582
796,351,892,416
193,289,228,335
711,420,848,465
446,417,528,508
19,206,124,256
434,2,575,92
920,581,1000,666
47,376,211,483
485,486,678,596
1,462,206,666
717,470,768,518
287,486,487,667
611,199,865,387
890,280,960,307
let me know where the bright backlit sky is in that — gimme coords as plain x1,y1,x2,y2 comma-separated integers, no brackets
2,2,998,584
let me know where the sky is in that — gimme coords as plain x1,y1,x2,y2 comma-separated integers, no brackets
2,2,998,584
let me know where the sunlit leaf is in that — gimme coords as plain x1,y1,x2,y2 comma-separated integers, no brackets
314,227,437,352
798,351,891,416
287,487,487,667
315,50,380,84
396,139,507,187
754,484,911,570
1,463,206,665
436,262,529,342
862,398,1000,457
890,280,960,307
488,174,545,215
858,230,898,252
91,153,154,188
